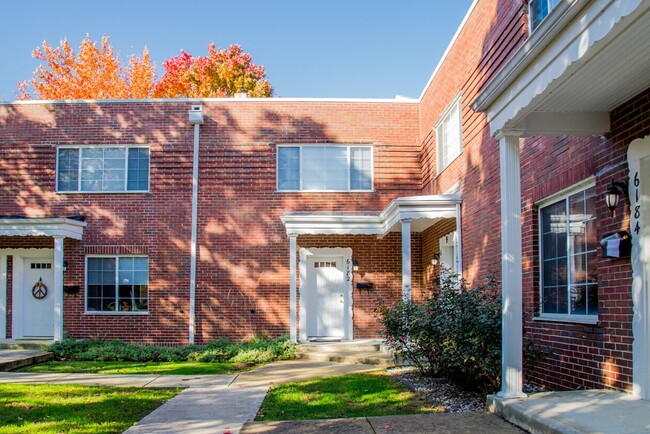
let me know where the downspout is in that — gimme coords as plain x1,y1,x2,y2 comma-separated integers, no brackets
188,105,204,344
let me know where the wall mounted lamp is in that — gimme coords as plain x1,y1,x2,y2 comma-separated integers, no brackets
431,253,440,266
63,260,69,273
352,260,359,273
605,178,628,216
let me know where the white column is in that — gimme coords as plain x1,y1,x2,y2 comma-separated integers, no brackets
53,236,64,342
498,133,526,398
289,234,298,342
455,203,463,276
401,218,412,303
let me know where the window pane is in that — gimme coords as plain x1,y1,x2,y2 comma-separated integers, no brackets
543,286,559,313
350,147,372,190
324,147,348,190
570,285,587,315
127,148,150,191
57,148,79,191
302,146,325,191
587,284,598,315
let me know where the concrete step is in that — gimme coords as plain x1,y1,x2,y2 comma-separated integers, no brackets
296,350,395,367
0,350,53,371
298,342,382,354
0,341,52,350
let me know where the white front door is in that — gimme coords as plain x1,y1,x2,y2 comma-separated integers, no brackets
22,258,55,337
307,256,345,339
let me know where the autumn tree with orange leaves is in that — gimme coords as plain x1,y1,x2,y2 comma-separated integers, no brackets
18,35,273,100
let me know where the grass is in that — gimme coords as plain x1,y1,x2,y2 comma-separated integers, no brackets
18,360,250,375
0,383,179,434
256,371,442,421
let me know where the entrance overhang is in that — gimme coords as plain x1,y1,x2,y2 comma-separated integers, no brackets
0,217,87,240
281,194,461,236
472,0,650,138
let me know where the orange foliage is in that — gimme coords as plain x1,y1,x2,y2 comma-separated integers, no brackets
17,35,272,100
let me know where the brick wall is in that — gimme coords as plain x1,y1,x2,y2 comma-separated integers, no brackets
519,87,650,392
0,100,420,343
418,0,527,284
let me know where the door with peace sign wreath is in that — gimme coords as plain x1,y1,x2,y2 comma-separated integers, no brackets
22,259,55,337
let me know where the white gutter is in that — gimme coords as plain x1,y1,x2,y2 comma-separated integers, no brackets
188,105,204,344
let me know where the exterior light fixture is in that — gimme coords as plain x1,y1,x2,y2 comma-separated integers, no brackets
431,253,440,266
605,178,628,216
63,260,69,273
352,260,359,273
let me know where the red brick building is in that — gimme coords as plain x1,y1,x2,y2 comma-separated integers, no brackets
1,0,649,400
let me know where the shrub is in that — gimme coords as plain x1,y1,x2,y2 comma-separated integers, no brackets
374,275,504,393
48,335,296,364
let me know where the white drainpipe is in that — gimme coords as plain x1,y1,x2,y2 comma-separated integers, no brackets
188,105,204,344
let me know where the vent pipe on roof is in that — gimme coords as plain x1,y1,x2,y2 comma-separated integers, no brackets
188,104,203,344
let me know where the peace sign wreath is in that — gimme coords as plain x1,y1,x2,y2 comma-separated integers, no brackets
32,278,48,300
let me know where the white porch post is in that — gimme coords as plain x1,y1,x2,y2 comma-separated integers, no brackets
498,133,526,398
289,234,298,343
401,218,412,303
53,236,64,342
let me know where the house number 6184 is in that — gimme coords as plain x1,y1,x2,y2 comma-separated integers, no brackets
634,171,641,235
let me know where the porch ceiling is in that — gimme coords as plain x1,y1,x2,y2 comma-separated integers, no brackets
0,217,87,240
281,194,460,236
472,0,650,136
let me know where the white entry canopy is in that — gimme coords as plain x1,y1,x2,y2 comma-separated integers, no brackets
0,217,87,240
472,0,650,137
281,194,461,236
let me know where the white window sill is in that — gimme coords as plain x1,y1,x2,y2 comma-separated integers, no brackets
85,311,149,315
276,189,374,193
57,190,150,194
533,315,599,325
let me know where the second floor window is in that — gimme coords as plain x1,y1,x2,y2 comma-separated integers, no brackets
277,145,372,192
529,0,560,32
436,96,462,174
57,146,150,192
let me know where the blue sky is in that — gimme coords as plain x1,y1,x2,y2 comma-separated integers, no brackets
0,0,474,101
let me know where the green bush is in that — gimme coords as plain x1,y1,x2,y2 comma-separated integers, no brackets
374,275,505,393
48,336,296,364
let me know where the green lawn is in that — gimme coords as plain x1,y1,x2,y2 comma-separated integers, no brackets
0,383,179,434
256,371,441,421
19,361,248,375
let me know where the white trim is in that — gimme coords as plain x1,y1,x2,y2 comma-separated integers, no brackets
533,315,598,325
53,237,64,341
298,247,353,342
534,176,596,208
455,204,463,276
281,194,460,235
1,97,418,105
0,218,86,240
0,255,6,339
627,134,650,399
9,249,54,340
289,235,298,342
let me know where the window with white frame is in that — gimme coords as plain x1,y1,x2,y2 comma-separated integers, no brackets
529,0,560,32
86,256,148,313
436,96,462,174
57,146,150,192
277,144,372,191
539,183,598,320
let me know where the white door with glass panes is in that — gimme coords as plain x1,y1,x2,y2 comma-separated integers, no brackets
22,258,55,337
307,256,345,339
439,231,458,283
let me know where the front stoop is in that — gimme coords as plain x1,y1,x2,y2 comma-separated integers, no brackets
488,389,650,434
296,340,397,367
0,351,53,371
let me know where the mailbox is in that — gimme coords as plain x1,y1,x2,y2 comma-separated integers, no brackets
600,231,631,258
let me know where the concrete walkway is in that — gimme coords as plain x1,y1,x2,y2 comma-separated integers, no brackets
2,350,650,433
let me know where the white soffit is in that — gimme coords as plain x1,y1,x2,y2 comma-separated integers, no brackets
0,218,87,240
281,194,460,236
473,0,650,136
